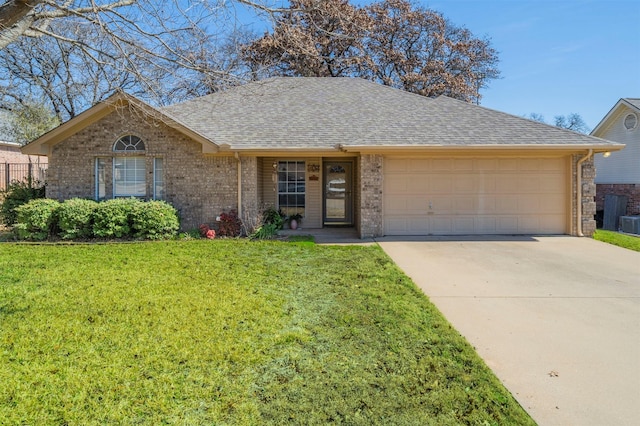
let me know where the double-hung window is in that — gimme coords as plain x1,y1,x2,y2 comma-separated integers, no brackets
277,161,305,216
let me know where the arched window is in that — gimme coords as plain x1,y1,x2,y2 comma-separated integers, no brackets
112,135,145,198
96,134,163,201
113,135,145,152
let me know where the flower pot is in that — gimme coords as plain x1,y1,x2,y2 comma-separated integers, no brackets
289,219,298,230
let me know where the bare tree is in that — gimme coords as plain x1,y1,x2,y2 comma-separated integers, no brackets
527,112,590,134
0,1,282,120
243,0,373,78
365,0,499,102
0,20,140,122
554,113,589,133
242,0,500,102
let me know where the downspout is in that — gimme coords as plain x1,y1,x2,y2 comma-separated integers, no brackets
235,152,242,219
576,149,593,237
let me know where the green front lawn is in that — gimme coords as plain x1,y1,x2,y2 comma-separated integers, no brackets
594,229,640,252
0,241,533,425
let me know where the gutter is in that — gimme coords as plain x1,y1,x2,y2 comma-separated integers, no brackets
576,149,593,237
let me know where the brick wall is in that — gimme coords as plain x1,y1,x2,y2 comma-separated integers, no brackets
358,154,383,238
571,154,597,236
47,107,238,230
0,144,47,164
595,184,640,216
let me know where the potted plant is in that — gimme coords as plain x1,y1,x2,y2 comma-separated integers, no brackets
287,213,303,230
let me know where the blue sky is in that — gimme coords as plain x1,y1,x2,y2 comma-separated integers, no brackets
244,0,640,131
421,0,640,131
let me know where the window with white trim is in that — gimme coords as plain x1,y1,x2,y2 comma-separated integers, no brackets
277,161,305,216
113,157,146,197
114,135,146,152
95,158,106,200
153,158,164,200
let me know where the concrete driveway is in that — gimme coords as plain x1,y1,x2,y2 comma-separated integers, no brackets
377,236,640,426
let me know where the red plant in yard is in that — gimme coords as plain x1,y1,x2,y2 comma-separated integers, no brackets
217,210,242,237
199,224,216,239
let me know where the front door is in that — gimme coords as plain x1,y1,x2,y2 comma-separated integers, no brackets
323,161,353,225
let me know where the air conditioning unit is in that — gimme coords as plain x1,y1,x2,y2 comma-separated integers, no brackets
619,216,640,235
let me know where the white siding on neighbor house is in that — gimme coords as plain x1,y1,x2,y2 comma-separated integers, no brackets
594,107,640,184
259,157,323,228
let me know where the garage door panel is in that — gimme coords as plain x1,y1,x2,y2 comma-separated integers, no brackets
384,156,568,235
454,197,477,213
477,197,497,213
520,158,544,171
429,177,453,193
453,159,474,171
541,195,566,213
476,217,497,233
386,158,409,173
385,175,409,192
496,197,519,213
431,159,453,171
540,176,564,192
407,178,428,193
517,176,542,193
431,217,453,234
541,157,565,171
477,159,498,171
454,175,477,192
496,178,519,193
498,159,518,171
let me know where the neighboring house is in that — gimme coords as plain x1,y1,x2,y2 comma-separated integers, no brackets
592,98,640,215
1,140,48,190
22,77,623,238
1,140,47,164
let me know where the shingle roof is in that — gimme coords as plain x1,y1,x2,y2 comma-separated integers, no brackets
162,77,621,150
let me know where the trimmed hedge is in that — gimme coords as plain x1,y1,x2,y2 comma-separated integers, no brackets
92,198,140,238
14,198,180,241
131,200,180,240
14,198,61,241
57,198,98,240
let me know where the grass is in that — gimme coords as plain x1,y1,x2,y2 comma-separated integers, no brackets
594,229,640,252
0,240,534,425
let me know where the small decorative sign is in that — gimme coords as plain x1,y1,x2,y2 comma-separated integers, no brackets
309,175,319,181
307,164,320,172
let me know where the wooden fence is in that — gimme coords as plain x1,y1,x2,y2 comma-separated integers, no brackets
0,163,48,191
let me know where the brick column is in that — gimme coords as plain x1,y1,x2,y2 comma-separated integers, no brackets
572,154,596,236
359,154,384,238
240,156,258,219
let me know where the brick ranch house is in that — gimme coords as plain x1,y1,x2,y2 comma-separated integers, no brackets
22,77,623,238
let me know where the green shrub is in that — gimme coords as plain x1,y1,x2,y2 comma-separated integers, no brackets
0,180,46,225
57,198,98,240
131,200,180,240
14,198,60,241
92,198,140,238
262,207,285,230
249,223,279,240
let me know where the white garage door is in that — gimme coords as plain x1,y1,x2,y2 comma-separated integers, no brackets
384,157,568,235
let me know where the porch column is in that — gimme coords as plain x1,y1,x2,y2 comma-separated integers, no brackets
571,154,597,236
240,156,258,222
359,154,384,238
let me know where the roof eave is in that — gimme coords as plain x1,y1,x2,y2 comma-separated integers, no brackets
21,92,219,156
339,143,625,153
591,98,640,137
